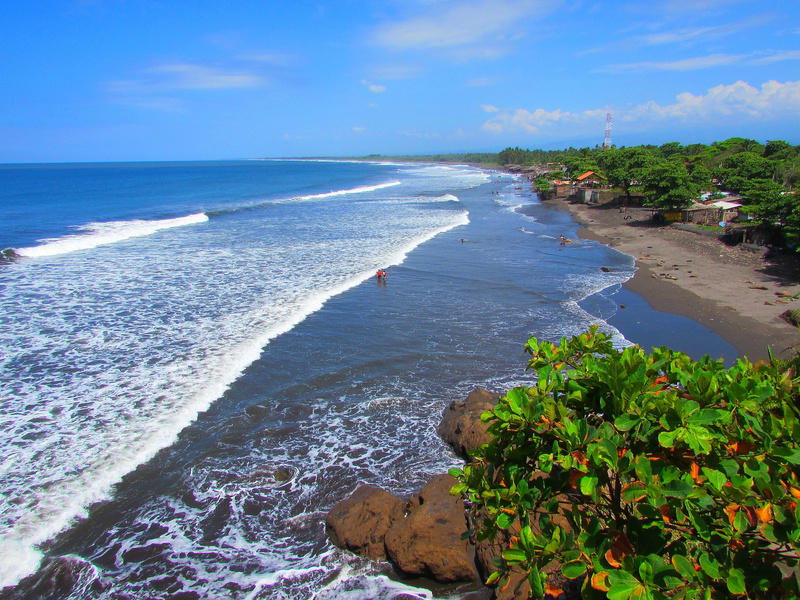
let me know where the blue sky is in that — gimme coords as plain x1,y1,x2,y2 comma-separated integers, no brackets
2,0,799,162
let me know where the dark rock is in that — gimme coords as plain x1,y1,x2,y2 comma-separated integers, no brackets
325,484,406,561
200,495,232,544
385,475,478,583
9,556,100,600
437,388,498,459
121,543,170,564
0,248,21,264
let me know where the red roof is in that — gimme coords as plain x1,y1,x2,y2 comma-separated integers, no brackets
576,171,598,181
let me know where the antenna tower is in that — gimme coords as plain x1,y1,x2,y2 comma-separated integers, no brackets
603,113,613,150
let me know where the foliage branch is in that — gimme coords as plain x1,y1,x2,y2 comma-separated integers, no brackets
451,326,800,599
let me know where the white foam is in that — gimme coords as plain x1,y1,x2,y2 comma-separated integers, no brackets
0,191,470,588
15,213,209,258
289,181,402,202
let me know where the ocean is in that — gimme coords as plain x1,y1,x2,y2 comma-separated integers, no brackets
0,160,735,600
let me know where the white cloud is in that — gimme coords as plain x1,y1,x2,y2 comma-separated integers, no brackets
466,77,502,87
750,50,800,65
602,53,746,72
482,80,800,135
659,0,753,12
353,126,368,133
369,63,424,80
482,106,604,134
481,104,500,112
601,49,800,73
370,0,560,59
361,79,387,93
108,63,265,93
238,53,295,67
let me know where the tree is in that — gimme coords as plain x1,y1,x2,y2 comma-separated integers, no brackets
764,140,792,159
453,327,800,600
642,160,698,210
598,148,656,203
659,142,684,158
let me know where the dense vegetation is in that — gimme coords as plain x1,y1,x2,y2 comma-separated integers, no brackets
368,137,800,247
506,139,800,245
452,327,800,599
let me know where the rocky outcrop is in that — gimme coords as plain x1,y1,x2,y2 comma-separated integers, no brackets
326,389,518,590
385,474,478,583
325,484,406,561
326,476,478,583
437,388,498,459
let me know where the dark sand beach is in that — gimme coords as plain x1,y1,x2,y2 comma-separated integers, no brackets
556,199,800,362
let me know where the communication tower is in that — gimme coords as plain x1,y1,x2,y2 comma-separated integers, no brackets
603,113,613,149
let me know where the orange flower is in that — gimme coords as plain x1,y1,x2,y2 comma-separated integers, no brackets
690,462,700,481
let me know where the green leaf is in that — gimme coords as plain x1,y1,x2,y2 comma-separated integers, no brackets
501,548,527,564
496,511,514,529
661,479,693,499
701,467,727,491
727,568,746,595
635,455,653,484
616,413,639,432
580,474,599,497
485,571,502,585
608,570,649,600
506,387,527,415
562,560,587,579
698,553,721,580
671,555,695,580
529,563,544,598
520,525,534,553
773,447,800,465
621,482,648,502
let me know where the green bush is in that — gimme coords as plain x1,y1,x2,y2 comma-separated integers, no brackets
451,326,800,599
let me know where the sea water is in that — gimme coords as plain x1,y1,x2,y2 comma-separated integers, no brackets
0,160,716,599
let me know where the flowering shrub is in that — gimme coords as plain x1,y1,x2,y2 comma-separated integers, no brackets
451,326,800,599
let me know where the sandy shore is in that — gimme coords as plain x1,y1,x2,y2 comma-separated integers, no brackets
552,199,800,362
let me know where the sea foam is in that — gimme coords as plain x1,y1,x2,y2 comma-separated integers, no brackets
15,213,209,258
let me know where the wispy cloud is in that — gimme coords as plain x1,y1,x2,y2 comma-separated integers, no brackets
370,0,561,59
658,0,753,12
361,79,387,93
750,50,800,65
600,49,800,73
466,77,502,87
108,62,266,93
601,53,746,72
369,63,424,80
482,79,800,135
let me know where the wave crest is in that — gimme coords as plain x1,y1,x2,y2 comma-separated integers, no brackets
15,213,209,258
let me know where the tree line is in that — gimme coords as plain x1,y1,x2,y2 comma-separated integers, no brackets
511,138,800,247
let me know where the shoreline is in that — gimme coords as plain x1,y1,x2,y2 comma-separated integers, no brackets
554,199,800,362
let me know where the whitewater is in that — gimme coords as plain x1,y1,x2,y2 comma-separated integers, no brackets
0,159,636,599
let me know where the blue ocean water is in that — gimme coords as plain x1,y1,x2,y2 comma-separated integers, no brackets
0,160,731,599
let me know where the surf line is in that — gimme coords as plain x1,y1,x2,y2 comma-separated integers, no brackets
13,213,210,259
289,180,402,202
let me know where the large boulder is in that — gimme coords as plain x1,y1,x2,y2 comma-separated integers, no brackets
437,388,498,459
325,484,406,561
384,474,478,583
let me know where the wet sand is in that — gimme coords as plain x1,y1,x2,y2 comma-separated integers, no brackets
556,199,800,362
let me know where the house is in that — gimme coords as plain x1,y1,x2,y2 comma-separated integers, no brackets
574,171,606,188
682,200,742,225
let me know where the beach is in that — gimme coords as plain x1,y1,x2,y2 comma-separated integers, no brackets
554,198,800,362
